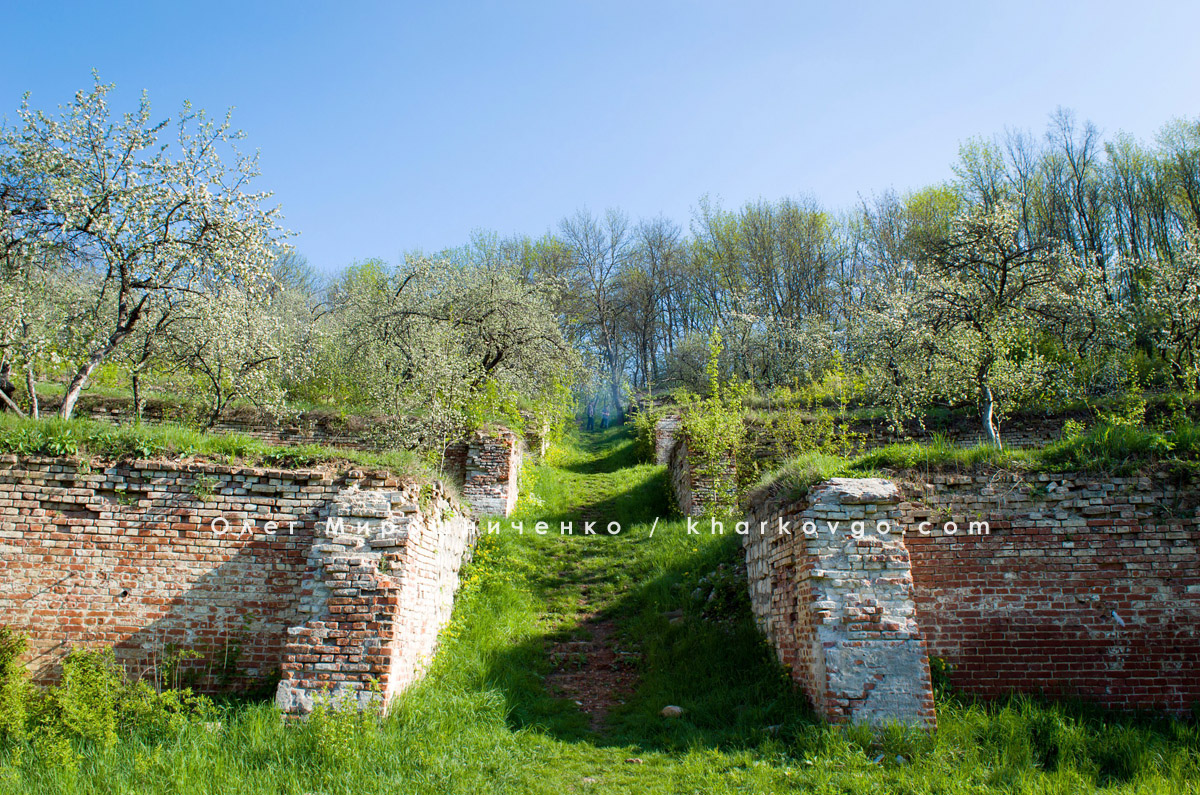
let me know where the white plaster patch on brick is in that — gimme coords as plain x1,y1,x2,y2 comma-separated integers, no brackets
276,482,477,715
744,478,937,728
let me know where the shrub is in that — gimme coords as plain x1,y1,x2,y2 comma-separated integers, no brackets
676,330,750,516
43,647,215,749
0,627,30,743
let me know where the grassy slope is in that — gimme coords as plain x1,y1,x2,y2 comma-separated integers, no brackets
1,426,1198,793
0,413,430,483
752,417,1200,508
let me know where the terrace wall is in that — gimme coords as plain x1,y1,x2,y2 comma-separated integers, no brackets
743,469,1200,720
0,455,476,713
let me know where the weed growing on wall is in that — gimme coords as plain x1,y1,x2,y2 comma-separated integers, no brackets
677,330,750,515
632,397,669,462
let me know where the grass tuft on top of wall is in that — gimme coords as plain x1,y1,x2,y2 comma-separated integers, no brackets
0,414,432,482
753,418,1200,508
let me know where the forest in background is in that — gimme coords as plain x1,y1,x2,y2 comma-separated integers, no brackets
3,80,1200,457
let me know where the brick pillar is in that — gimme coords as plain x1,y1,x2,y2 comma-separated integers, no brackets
462,429,523,517
746,477,936,728
275,483,475,715
653,413,681,465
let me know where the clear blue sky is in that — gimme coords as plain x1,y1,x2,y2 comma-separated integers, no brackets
3,1,1198,272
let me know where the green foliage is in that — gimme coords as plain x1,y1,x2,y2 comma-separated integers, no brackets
0,414,430,483
754,414,1200,504
631,398,669,463
189,475,219,500
298,686,384,769
0,628,29,744
1040,419,1200,475
523,376,577,456
676,330,750,515
745,450,856,506
51,648,122,748
19,647,217,754
463,378,525,434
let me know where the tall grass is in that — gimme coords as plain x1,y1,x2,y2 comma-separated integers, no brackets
754,417,1200,505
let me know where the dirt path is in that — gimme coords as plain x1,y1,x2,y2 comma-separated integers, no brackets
533,434,646,735
544,613,638,731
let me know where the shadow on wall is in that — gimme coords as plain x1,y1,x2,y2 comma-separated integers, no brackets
0,457,347,692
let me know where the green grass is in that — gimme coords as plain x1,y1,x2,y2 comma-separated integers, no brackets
1,424,1197,793
754,417,1200,507
0,414,430,482
744,390,1200,432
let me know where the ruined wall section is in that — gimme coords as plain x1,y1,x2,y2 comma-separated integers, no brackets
744,478,937,727
744,469,1200,718
0,456,477,714
275,484,475,713
899,470,1200,714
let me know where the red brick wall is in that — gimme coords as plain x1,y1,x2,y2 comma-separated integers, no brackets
276,484,476,713
899,471,1200,714
459,429,523,517
663,426,737,517
0,456,440,695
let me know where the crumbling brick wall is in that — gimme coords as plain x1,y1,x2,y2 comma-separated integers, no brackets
276,484,475,713
744,470,1200,719
744,478,937,727
448,429,523,517
654,413,681,466
899,470,1200,714
0,455,476,713
659,415,736,517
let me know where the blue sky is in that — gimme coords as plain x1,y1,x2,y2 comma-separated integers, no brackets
3,1,1198,272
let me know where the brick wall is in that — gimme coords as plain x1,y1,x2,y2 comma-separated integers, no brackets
654,414,681,466
743,469,1200,718
276,484,476,713
445,429,524,517
899,470,1200,714
0,455,476,713
658,415,736,517
743,479,937,727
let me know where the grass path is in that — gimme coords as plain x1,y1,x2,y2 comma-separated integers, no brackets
2,425,1197,793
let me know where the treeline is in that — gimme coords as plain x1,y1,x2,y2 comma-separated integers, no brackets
431,109,1200,443
2,79,1199,451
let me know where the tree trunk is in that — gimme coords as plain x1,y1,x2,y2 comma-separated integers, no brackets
25,365,38,420
608,377,623,425
60,294,149,420
0,360,15,411
0,387,26,418
205,393,226,429
60,355,109,421
132,372,143,424
979,379,1002,449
